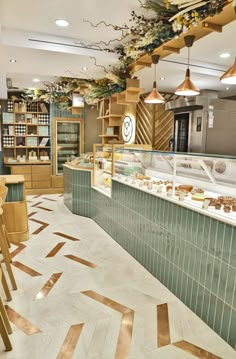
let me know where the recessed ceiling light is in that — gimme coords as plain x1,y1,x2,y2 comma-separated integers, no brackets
32,78,40,83
55,19,70,27
220,53,231,59
82,67,88,71
226,87,230,90
10,59,17,63
160,77,165,80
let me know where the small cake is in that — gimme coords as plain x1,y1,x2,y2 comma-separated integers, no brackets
178,185,193,193
191,193,206,201
205,198,217,206
232,202,236,212
215,201,222,210
215,161,226,174
224,205,231,213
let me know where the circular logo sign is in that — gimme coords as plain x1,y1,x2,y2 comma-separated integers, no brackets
122,116,133,143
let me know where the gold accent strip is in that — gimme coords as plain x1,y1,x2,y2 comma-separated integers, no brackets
12,261,42,277
10,244,26,259
28,212,37,218
82,291,132,315
43,197,57,202
53,232,80,242
31,202,43,207
115,311,134,359
35,273,62,300
64,255,96,268
157,303,170,347
29,218,49,235
56,324,84,359
46,243,65,258
37,206,53,212
33,195,41,198
173,341,222,359
5,306,42,335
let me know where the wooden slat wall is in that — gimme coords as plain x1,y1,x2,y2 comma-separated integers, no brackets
136,93,179,150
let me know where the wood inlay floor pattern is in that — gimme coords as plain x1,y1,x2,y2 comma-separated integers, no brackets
5,306,42,335
53,232,80,242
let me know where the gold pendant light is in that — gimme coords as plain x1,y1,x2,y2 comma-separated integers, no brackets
220,58,236,84
144,55,165,104
175,35,200,97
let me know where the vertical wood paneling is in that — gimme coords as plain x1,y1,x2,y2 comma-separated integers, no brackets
136,94,179,150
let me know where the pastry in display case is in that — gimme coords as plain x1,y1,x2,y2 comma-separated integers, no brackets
113,148,236,224
66,152,94,169
93,144,113,196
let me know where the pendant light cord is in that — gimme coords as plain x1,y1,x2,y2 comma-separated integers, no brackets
154,62,157,82
188,47,190,70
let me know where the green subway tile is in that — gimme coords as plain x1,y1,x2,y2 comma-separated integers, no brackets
199,251,207,286
212,258,221,296
214,299,224,335
228,309,236,350
202,289,210,323
215,222,225,260
218,262,228,301
208,220,218,256
176,268,182,298
184,242,191,273
206,254,214,291
180,272,187,302
191,212,199,247
185,277,193,308
222,225,233,264
192,247,201,280
186,211,193,243
197,214,205,249
208,293,217,329
230,228,236,268
196,284,204,318
190,281,198,312
225,266,236,307
221,304,232,342
203,216,211,252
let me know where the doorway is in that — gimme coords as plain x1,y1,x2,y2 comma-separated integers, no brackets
174,113,190,152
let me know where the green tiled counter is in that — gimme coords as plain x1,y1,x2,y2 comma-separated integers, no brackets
63,168,236,349
63,165,92,217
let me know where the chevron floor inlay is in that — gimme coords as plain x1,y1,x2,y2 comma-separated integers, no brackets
10,244,26,259
46,242,66,257
5,306,42,335
53,232,80,241
37,206,53,211
0,193,234,358
29,218,49,235
35,273,63,300
173,340,222,359
157,303,170,348
64,254,97,268
31,201,43,207
28,211,37,218
57,324,84,359
12,261,42,277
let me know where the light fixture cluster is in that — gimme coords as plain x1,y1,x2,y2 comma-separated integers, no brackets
145,35,236,104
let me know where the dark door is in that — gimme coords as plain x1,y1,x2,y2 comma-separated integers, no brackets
174,113,189,152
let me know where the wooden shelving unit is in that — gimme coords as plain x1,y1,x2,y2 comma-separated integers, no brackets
129,1,236,73
117,78,143,105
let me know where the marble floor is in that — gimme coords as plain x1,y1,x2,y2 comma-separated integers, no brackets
0,194,235,359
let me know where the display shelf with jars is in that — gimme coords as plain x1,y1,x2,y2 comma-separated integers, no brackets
113,148,236,226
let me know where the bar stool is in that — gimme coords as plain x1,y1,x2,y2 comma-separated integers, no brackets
0,266,12,351
0,188,17,291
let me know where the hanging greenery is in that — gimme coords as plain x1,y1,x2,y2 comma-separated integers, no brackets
24,0,229,108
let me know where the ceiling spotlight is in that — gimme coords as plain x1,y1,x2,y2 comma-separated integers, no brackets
32,78,40,83
55,19,70,27
160,77,165,81
10,59,17,63
82,67,88,71
219,53,231,59
226,87,230,90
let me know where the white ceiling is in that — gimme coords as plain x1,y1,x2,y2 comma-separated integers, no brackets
0,0,236,99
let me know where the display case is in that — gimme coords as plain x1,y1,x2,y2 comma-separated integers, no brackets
53,118,84,175
93,144,113,197
113,148,236,225
65,152,94,170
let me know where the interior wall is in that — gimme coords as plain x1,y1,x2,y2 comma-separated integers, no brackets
84,105,101,152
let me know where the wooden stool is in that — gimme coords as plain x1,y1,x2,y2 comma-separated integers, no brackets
0,267,12,351
0,196,17,291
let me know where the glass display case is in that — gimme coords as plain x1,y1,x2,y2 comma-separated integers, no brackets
65,152,93,169
93,144,113,196
53,119,83,175
113,148,236,224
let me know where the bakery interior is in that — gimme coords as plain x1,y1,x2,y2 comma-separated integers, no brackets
0,0,236,358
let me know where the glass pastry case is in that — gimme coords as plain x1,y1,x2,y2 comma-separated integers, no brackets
93,144,113,196
53,118,84,175
113,148,236,223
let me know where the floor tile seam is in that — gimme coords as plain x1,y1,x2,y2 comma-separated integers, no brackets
144,242,235,311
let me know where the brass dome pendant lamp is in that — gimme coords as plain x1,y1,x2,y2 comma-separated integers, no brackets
220,58,236,84
175,35,200,97
144,55,165,104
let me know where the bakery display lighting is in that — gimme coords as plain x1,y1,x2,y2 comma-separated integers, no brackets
55,19,70,27
219,53,231,58
175,35,200,97
220,57,236,84
144,55,165,104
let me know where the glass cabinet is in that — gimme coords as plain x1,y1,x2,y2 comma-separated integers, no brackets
93,144,113,197
53,118,84,175
113,148,236,223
